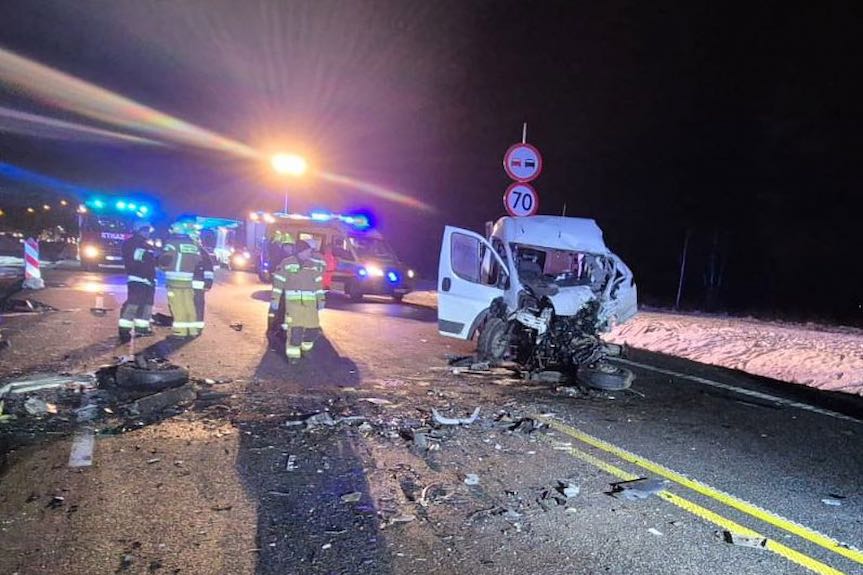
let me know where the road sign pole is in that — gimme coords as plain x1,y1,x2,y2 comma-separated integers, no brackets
522,122,527,144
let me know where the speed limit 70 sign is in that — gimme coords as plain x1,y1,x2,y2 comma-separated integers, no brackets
503,182,539,217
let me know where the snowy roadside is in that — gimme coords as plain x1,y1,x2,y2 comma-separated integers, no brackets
403,290,863,396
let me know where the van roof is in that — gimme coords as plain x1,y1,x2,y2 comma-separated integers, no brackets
493,215,609,254
271,217,384,239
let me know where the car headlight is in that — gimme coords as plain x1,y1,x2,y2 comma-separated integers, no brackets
365,264,384,277
82,245,100,259
407,269,415,279
231,253,249,267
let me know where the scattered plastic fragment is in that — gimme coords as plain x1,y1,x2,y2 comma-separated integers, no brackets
341,491,362,503
610,478,667,500
722,531,767,548
464,474,480,486
432,407,480,426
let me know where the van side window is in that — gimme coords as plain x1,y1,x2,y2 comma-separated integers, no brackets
451,233,481,283
331,235,354,260
452,233,503,287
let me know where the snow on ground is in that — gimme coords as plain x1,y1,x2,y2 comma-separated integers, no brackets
406,290,863,396
608,311,863,396
403,290,438,309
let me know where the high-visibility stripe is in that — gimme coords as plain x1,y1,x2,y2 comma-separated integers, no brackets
203,271,214,279
286,347,302,358
301,342,314,352
191,280,205,289
272,287,283,294
133,319,151,328
165,271,194,280
190,321,205,328
285,264,300,272
128,275,152,285
133,248,146,261
273,274,287,282
171,321,195,328
118,318,135,328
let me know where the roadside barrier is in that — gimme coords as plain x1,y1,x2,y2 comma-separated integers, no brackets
23,237,44,290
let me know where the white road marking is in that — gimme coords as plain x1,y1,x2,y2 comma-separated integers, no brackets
68,428,95,467
614,357,861,425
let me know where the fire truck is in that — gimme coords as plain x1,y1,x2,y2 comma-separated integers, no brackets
77,197,156,271
246,210,416,301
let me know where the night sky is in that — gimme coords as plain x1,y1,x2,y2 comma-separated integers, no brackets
0,1,860,322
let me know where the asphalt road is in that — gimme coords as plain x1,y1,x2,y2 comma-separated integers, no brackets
0,267,860,575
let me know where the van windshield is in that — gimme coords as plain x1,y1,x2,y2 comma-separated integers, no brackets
511,243,610,289
350,236,395,261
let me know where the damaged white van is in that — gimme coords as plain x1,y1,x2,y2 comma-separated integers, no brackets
437,216,638,389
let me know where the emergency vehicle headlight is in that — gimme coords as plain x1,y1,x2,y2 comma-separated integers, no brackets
365,264,384,277
231,253,249,267
357,268,368,277
263,214,275,224
407,269,415,279
82,245,100,259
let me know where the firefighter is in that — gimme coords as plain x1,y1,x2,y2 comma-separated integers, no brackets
193,244,215,333
159,221,212,338
118,221,157,342
267,232,295,336
273,239,325,363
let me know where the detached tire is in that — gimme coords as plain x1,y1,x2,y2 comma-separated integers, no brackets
477,317,510,362
578,362,634,391
116,364,189,391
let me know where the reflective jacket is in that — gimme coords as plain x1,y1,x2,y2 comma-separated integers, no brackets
274,256,325,306
122,233,157,285
159,234,212,283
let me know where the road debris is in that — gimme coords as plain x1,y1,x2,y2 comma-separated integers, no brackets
47,496,65,509
648,528,664,536
557,481,580,499
432,407,480,426
821,497,844,507
125,383,197,417
463,473,480,486
285,455,298,471
721,531,767,548
340,491,362,503
24,397,55,415
610,477,667,500
361,397,393,406
229,322,244,331
0,373,95,399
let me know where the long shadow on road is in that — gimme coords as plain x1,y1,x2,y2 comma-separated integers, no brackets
237,336,394,574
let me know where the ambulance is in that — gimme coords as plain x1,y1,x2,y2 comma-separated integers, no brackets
246,211,416,301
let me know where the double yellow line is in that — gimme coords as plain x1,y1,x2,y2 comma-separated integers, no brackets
535,415,861,575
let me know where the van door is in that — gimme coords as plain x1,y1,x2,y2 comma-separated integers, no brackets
438,226,507,339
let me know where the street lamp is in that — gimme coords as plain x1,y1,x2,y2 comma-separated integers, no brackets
270,153,307,214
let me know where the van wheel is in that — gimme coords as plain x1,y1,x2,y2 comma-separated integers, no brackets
578,362,634,391
392,293,404,303
477,317,510,362
347,281,364,301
